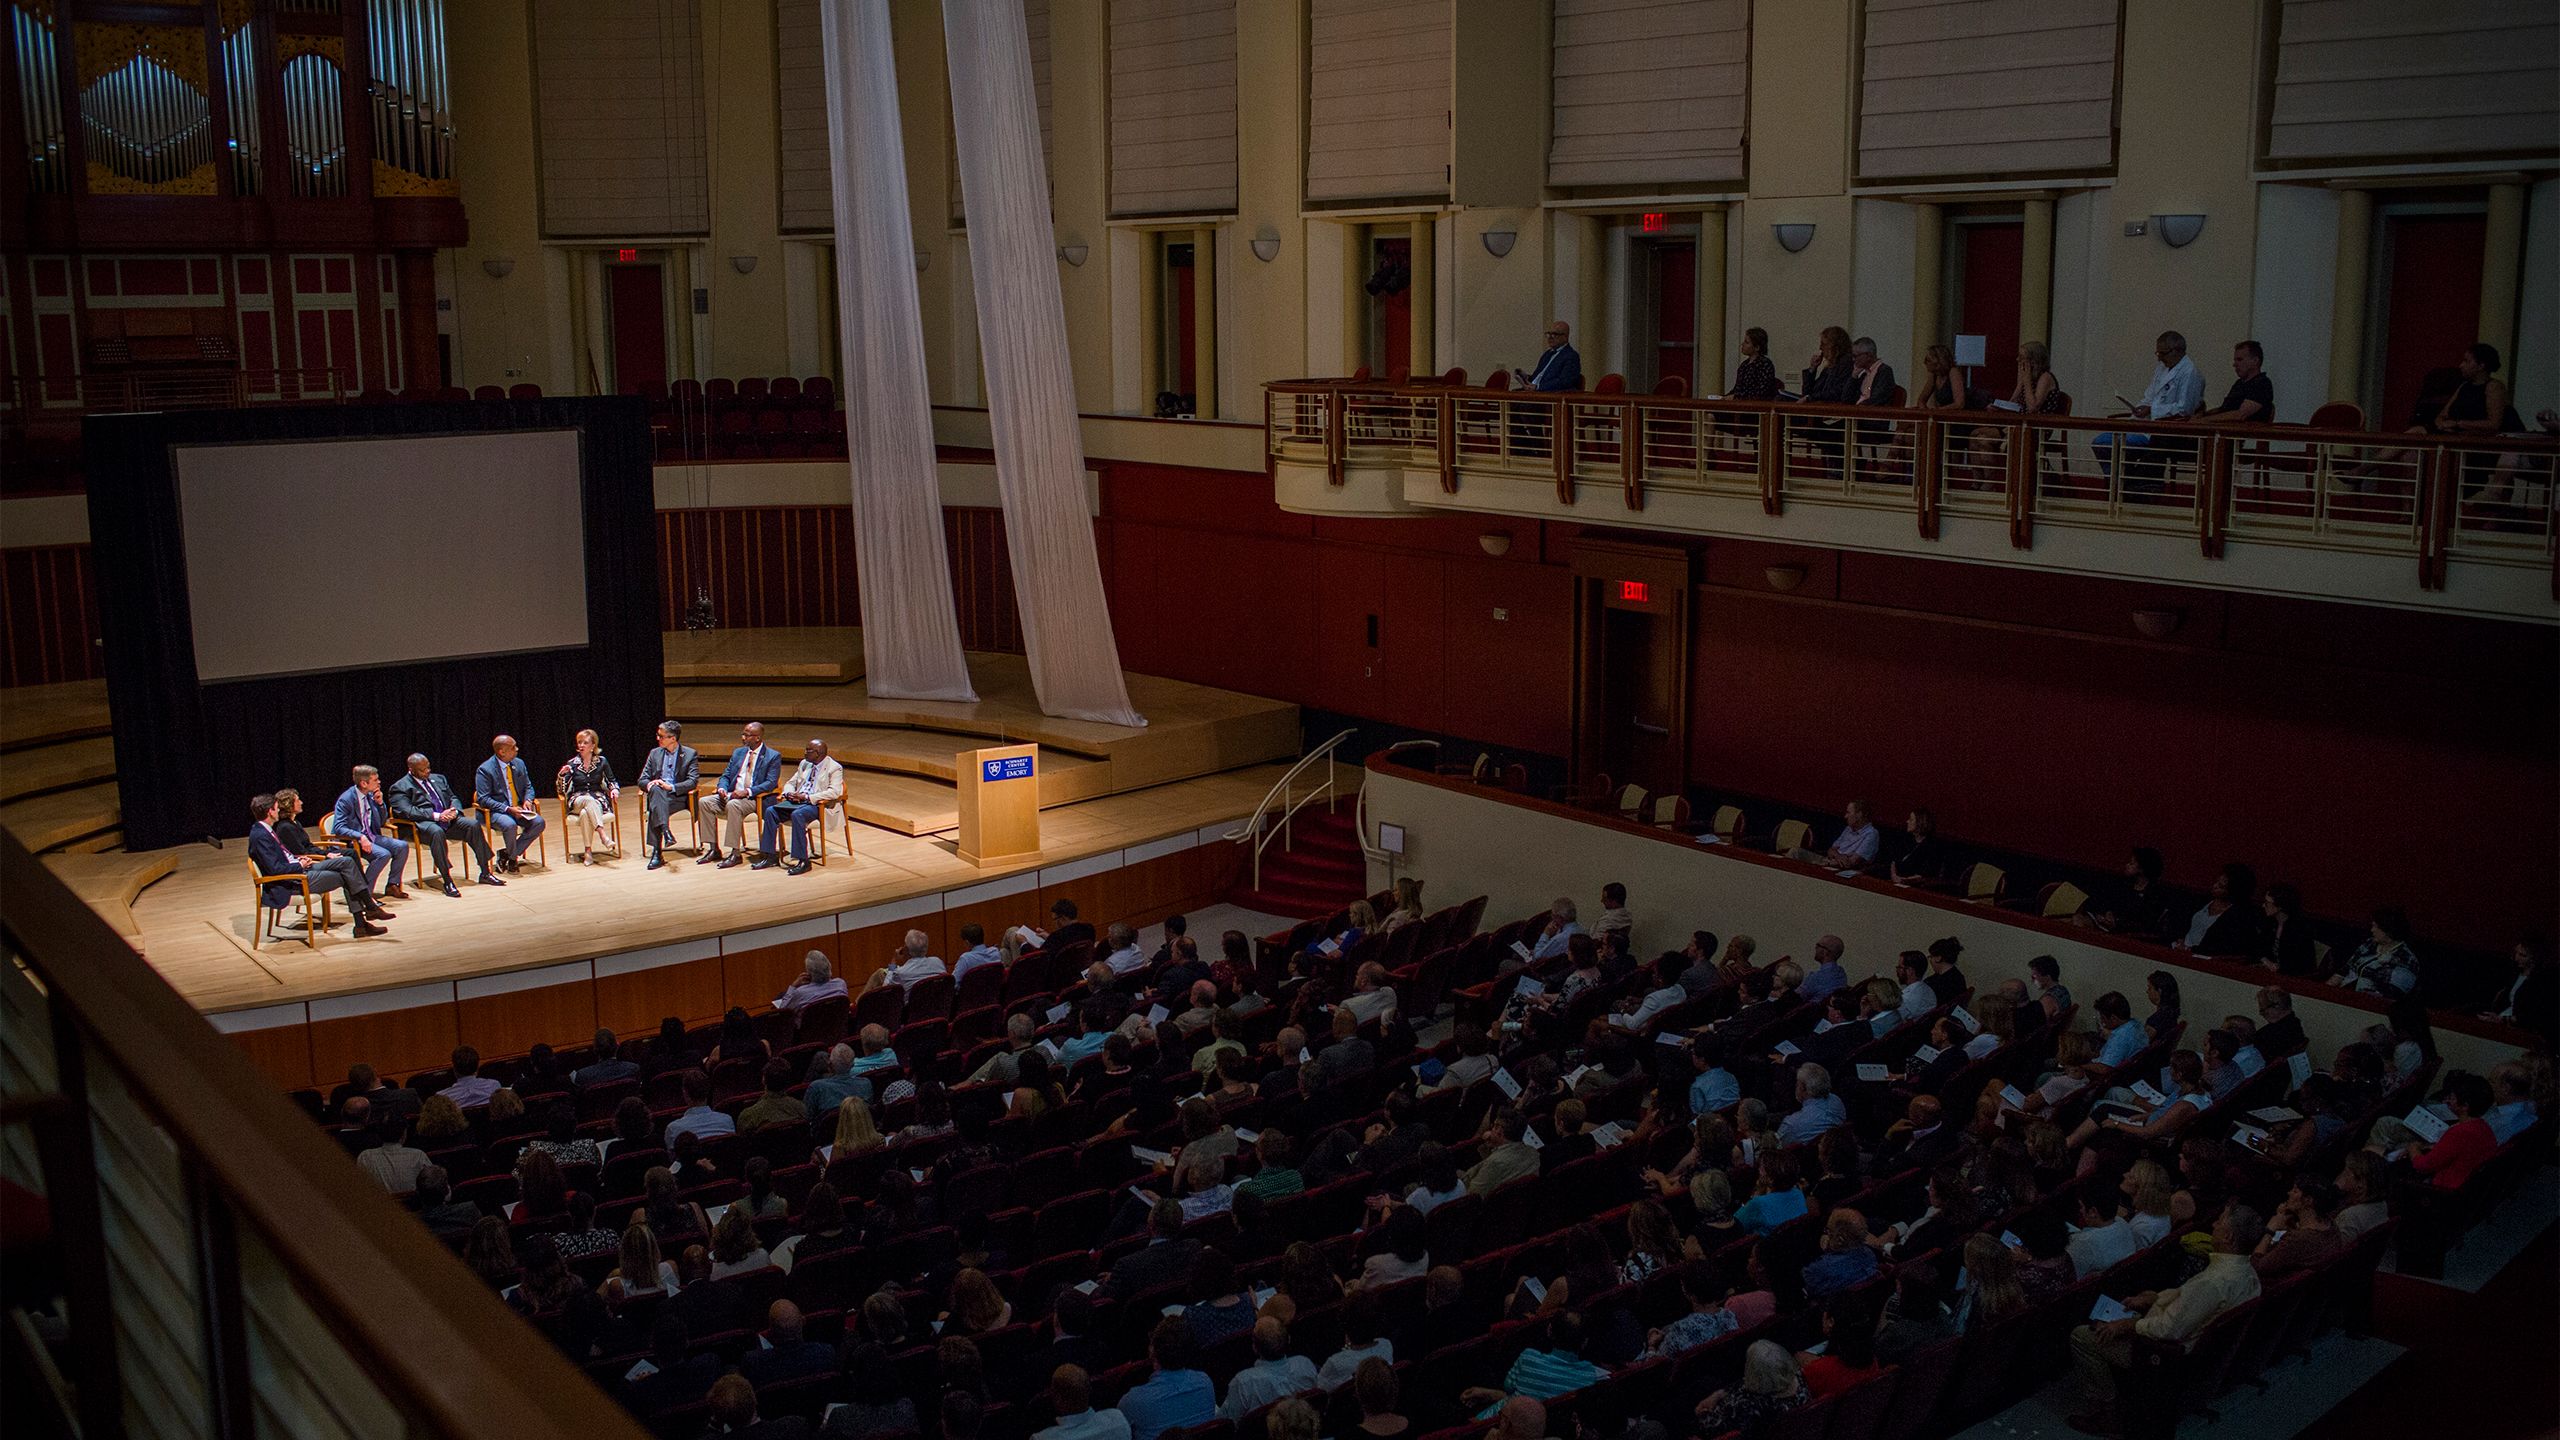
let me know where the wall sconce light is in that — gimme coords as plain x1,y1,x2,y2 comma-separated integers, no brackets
1763,563,1808,592
1250,226,1282,263
1771,223,1816,254
1478,530,1513,557
2130,606,2184,639
2152,214,2206,248
729,254,758,275
1056,242,1090,267
1480,229,1517,259
480,256,515,279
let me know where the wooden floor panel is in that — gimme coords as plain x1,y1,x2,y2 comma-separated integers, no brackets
0,782,120,851
0,736,116,802
662,627,867,683
42,850,179,938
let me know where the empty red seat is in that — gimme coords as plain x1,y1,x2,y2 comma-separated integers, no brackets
507,382,541,400
472,384,504,401
706,377,735,406
801,376,836,409
769,376,802,407
736,377,770,405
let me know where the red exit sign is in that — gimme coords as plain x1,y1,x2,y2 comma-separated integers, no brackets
616,247,639,263
1619,580,1651,603
1639,212,1668,233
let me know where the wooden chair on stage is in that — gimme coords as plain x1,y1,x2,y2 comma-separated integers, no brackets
472,798,552,869
249,858,332,950
800,791,849,867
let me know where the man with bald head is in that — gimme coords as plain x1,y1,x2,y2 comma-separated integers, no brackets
698,720,780,867
389,751,496,892
472,735,544,872
1490,1397,1549,1440
756,736,844,874
1513,320,1582,392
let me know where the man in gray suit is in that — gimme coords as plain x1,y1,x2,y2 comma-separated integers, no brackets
637,720,700,871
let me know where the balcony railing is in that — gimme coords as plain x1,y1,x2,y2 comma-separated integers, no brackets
7,369,360,414
1266,380,2560,597
0,831,645,1440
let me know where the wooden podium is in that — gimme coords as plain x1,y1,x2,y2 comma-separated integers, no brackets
956,744,1042,866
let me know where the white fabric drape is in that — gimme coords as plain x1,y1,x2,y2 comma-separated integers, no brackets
942,0,1145,727
823,0,977,702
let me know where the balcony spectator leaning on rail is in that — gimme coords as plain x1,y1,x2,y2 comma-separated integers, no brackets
1511,320,1581,391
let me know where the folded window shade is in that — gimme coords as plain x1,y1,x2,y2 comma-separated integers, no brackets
1306,0,1450,204
1855,0,2118,184
1549,0,1748,190
533,0,710,237
2266,0,2559,164
1109,0,1237,217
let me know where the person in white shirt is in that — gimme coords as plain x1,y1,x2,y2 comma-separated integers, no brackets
1221,1318,1320,1420
2485,1062,2538,1145
1343,963,1399,1026
866,931,948,992
1611,953,1689,1032
1595,882,1634,951
1791,800,1880,870
1315,1302,1393,1391
952,923,1005,982
2093,329,2206,490
1895,952,1938,1023
1034,1366,1133,1440
774,951,849,1013
2065,1190,2140,1278
754,738,845,876
1099,923,1148,978
1527,899,1582,964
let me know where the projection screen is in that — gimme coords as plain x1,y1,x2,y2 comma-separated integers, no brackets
174,430,590,682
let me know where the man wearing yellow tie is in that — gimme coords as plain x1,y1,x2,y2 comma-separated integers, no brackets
472,734,547,874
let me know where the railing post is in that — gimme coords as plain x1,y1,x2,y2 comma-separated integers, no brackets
1915,416,1941,539
1437,392,1457,494
2418,447,2455,590
2200,434,2232,559
1758,411,1783,515
2007,419,2035,549
1621,397,1643,511
35,1008,131,1440
1553,397,1574,505
1324,389,1346,488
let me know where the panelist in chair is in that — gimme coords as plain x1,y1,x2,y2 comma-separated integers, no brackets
637,720,699,871
556,728,622,865
473,734,546,873
389,753,498,894
331,764,413,903
698,720,780,869
756,737,844,876
251,792,387,937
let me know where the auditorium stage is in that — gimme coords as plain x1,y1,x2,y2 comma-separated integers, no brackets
2,636,1308,1020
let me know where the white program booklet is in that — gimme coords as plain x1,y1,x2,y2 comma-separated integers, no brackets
2090,1294,2137,1323
2402,1106,2450,1144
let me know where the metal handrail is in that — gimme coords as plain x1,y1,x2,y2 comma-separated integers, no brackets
1225,727,1358,891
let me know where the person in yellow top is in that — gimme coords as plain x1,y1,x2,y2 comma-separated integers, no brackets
2065,1203,2265,1436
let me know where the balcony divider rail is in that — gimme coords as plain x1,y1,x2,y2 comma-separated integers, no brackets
1264,379,2560,597
0,831,646,1440
8,369,359,414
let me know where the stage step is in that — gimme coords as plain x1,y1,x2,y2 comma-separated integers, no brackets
802,726,1112,807
0,780,122,853
0,681,110,753
42,849,177,937
0,736,115,803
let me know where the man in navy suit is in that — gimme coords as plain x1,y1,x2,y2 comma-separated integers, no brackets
331,764,413,901
1513,320,1583,392
472,735,546,872
696,720,780,868
248,793,386,937
389,753,498,894
637,720,700,871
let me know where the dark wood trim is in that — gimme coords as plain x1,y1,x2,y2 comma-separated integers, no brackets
0,829,649,1439
1360,749,2544,1047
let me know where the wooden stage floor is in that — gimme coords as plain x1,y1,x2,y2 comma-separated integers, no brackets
9,636,1305,1017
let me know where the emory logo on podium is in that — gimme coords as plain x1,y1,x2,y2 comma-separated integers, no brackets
981,755,1036,782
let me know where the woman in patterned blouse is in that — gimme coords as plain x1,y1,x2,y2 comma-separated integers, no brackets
556,728,621,863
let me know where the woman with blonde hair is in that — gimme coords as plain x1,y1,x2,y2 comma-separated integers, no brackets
1378,877,1426,934
942,1266,1013,1336
1913,343,1966,409
1694,1338,1810,1436
414,1093,469,1144
2123,1159,2177,1246
1621,1198,1699,1281
823,1095,884,1164
601,1222,676,1302
484,1085,527,1133
557,727,621,863
1958,1232,2027,1330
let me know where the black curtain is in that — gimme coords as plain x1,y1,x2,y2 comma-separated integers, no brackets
84,398,664,851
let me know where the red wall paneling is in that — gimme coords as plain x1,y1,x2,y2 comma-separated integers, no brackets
0,544,102,686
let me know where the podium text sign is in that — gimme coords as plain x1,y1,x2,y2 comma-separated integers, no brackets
956,744,1041,865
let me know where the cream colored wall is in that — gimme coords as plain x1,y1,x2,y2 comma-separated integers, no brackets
431,0,2552,463
1362,768,2532,1080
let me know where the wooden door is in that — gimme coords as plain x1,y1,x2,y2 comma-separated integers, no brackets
1650,240,1697,392
1955,220,2023,390
607,260,667,397
1571,542,1694,799
2375,210,2486,429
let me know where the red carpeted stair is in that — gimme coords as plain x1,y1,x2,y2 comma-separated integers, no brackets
1226,808,1371,917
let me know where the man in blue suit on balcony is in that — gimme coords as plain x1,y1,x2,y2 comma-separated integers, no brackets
1513,320,1582,392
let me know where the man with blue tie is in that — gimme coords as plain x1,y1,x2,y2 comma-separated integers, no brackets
390,753,500,894
697,721,779,869
331,764,413,902
473,734,546,873
1512,320,1583,392
637,720,699,871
